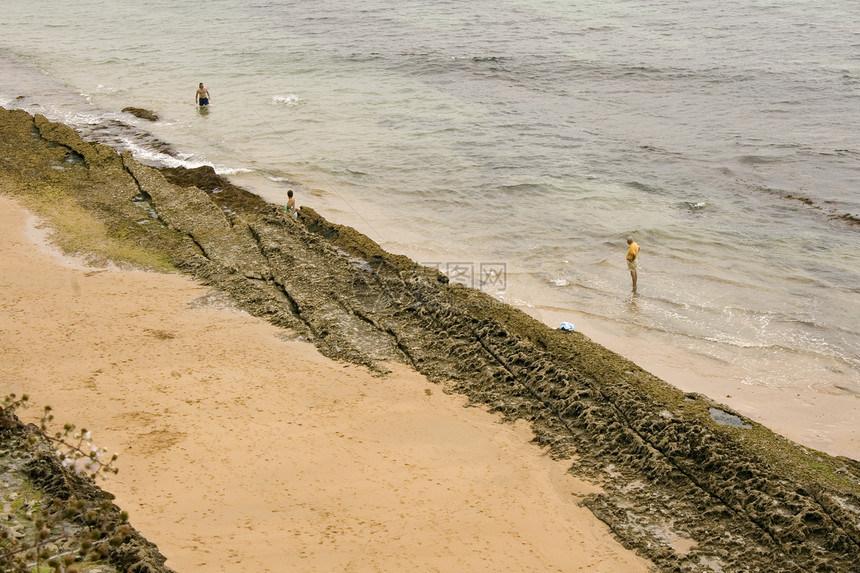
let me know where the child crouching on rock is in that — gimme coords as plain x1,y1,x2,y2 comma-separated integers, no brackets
285,189,297,218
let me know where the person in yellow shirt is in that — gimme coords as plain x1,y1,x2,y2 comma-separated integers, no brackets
626,237,640,291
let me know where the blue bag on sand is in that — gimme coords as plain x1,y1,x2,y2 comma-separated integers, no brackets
559,321,575,331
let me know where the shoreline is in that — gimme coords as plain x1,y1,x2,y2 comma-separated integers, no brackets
2,106,860,572
3,70,857,462
527,302,860,459
269,187,859,460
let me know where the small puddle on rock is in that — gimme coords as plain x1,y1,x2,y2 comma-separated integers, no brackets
709,407,751,429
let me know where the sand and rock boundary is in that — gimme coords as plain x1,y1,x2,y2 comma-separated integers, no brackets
0,413,174,572
2,106,859,572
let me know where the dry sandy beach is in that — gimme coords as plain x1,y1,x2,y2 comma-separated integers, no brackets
0,194,653,571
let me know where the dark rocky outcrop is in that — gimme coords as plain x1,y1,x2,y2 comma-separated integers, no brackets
2,105,860,572
122,107,159,122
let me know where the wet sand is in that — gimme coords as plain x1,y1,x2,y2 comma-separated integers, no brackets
0,195,652,572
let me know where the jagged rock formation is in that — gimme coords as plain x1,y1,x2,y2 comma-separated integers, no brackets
2,106,859,572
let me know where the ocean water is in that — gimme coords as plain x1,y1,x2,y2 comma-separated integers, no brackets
2,1,858,445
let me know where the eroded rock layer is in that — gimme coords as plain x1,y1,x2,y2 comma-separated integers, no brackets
2,106,859,572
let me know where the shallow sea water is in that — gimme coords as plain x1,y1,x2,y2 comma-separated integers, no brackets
1,0,858,455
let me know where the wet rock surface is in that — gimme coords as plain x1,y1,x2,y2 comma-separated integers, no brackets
2,106,860,572
121,107,159,122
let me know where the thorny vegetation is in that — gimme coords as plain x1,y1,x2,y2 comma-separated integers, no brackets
0,394,126,573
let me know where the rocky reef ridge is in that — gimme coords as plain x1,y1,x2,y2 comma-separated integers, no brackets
1,106,859,572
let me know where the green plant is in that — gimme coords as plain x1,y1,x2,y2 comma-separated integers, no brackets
1,394,126,573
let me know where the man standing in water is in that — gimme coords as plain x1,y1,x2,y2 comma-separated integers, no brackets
626,236,640,291
195,83,210,106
